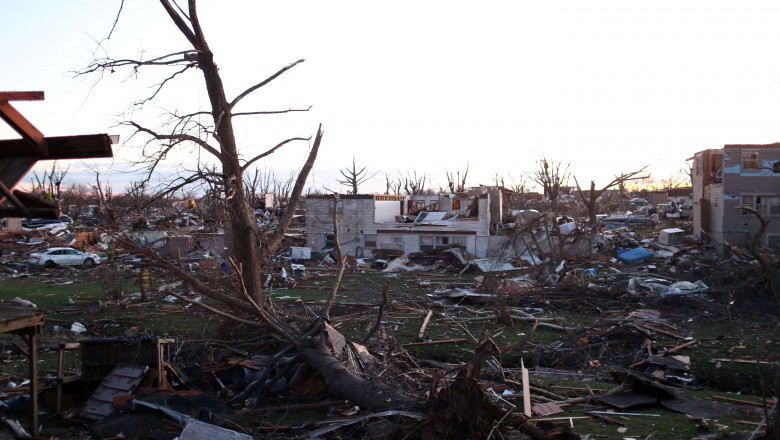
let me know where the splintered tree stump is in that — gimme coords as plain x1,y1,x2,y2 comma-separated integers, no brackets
397,336,580,440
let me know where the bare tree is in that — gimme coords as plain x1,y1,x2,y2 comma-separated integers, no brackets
400,170,428,195
446,162,469,193
493,172,504,189
385,173,401,195
30,161,70,201
273,170,296,209
59,183,92,213
80,0,321,304
624,168,689,192
337,156,378,194
530,156,571,216
573,166,649,228
75,0,536,417
91,171,113,219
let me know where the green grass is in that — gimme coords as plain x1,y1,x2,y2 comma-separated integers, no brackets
0,277,120,309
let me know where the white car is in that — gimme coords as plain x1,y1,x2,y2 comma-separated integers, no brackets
29,247,101,268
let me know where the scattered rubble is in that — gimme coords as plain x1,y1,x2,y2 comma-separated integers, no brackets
0,191,777,439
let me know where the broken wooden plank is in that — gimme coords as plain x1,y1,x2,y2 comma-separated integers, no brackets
532,402,563,417
711,358,773,365
548,385,608,393
588,411,661,417
587,411,625,426
521,359,531,417
667,339,698,353
528,416,589,421
4,419,29,438
710,395,769,408
418,310,433,339
636,323,687,340
402,338,467,347
236,400,350,414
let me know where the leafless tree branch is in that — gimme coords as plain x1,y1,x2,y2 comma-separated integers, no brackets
229,59,306,109
240,137,310,173
125,120,223,160
337,156,379,194
160,0,199,47
232,106,312,117
266,125,323,252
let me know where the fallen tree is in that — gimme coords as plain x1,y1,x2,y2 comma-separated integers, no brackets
82,0,421,414
83,2,589,437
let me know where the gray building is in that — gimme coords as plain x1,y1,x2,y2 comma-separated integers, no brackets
691,143,780,250
305,187,509,259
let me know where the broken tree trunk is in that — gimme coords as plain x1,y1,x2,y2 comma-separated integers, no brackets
406,335,572,440
297,322,417,411
735,205,780,304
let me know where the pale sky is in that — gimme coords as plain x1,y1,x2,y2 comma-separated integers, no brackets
3,1,780,194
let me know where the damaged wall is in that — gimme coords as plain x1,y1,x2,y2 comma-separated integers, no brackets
305,192,496,258
693,144,780,250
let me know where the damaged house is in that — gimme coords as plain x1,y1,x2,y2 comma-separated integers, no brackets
305,187,511,259
691,143,780,250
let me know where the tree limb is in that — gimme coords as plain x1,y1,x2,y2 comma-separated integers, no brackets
228,257,299,345
134,64,195,107
159,0,199,48
232,106,312,117
322,193,344,317
126,121,223,161
361,280,391,344
229,59,306,109
266,125,323,253
121,236,258,314
77,50,200,76
240,137,310,173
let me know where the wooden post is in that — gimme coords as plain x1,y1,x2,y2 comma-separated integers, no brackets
56,343,64,412
157,337,165,388
21,329,39,436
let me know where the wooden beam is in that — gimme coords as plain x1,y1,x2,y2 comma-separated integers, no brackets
0,134,113,159
0,156,37,198
0,181,29,217
29,329,38,436
0,314,43,334
0,91,44,101
0,101,47,156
